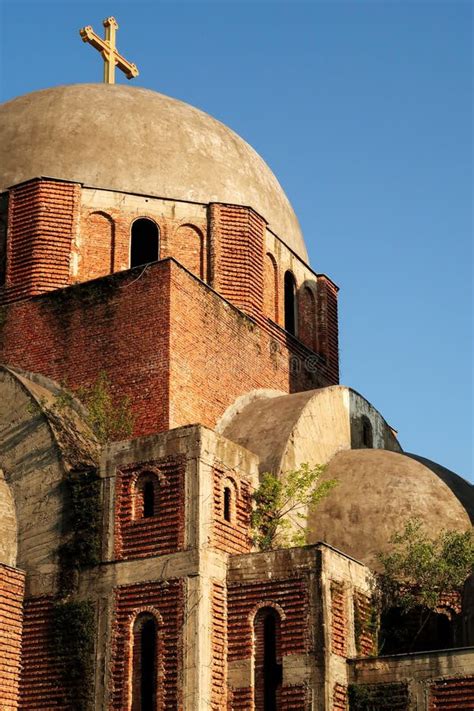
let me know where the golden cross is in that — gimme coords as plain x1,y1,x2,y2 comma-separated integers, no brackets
79,17,139,84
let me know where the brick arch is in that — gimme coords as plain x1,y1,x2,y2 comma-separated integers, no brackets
168,223,204,279
263,252,278,322
298,283,317,352
82,210,115,280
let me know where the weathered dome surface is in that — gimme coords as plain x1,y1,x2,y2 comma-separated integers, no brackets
220,385,401,474
308,449,473,570
0,84,307,260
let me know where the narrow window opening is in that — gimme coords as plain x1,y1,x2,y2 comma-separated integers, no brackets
132,614,158,711
284,271,296,336
131,218,159,268
143,480,155,518
223,486,232,522
255,609,282,711
362,416,373,448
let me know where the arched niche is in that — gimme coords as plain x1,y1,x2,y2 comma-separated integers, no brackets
298,284,317,351
168,224,204,279
263,253,278,322
82,211,115,280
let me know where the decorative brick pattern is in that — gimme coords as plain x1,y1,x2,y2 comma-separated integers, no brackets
331,581,347,657
209,204,265,319
19,597,67,709
353,590,376,657
429,677,474,710
227,575,310,662
212,467,252,555
114,456,186,560
3,179,79,303
229,687,253,710
211,581,227,710
0,565,24,711
281,685,310,709
333,682,348,710
111,579,184,710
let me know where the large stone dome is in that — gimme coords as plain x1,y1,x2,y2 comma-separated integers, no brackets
0,83,307,260
308,449,473,570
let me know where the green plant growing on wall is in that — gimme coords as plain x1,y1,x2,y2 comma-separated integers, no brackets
78,370,134,444
250,463,337,551
59,467,101,594
376,517,474,650
52,600,96,711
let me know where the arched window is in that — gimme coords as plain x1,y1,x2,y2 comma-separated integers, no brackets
143,480,155,518
361,416,373,448
132,613,158,711
254,607,282,711
134,473,159,520
130,218,159,268
223,486,232,522
284,271,297,336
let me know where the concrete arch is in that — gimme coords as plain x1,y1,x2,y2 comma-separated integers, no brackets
0,366,99,592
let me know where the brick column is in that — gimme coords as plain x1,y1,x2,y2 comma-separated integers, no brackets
209,203,265,319
3,178,80,302
0,564,25,711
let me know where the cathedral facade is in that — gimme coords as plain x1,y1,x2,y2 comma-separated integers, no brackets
0,83,472,710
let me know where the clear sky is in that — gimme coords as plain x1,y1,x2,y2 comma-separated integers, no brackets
0,0,472,480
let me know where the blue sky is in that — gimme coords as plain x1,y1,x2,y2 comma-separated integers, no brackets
0,1,472,480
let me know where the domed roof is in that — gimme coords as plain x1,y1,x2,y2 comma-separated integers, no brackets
307,449,473,570
0,84,307,260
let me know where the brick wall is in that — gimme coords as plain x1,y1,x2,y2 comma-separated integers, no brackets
317,275,339,382
331,581,347,657
211,581,227,710
354,590,376,657
19,597,67,709
2,179,79,303
209,204,265,319
228,575,311,711
429,677,474,710
0,259,335,440
111,579,184,710
166,223,204,279
212,467,252,555
0,565,24,711
114,456,186,560
0,260,171,438
333,682,348,710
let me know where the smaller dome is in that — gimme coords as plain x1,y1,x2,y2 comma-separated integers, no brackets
308,449,473,570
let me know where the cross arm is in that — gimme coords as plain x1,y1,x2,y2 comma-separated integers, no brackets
79,25,108,53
